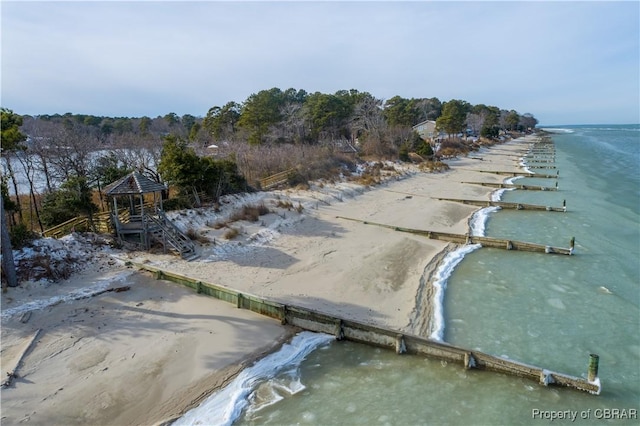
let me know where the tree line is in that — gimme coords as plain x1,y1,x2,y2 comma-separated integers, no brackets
0,89,538,247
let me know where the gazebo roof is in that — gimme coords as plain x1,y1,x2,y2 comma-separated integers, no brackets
104,171,166,196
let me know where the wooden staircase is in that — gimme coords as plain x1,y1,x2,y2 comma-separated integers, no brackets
145,211,198,260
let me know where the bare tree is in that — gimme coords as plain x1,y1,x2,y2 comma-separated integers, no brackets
14,151,44,232
46,126,96,182
350,95,386,141
465,112,485,137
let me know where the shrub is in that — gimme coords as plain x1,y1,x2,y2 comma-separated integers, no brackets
275,200,294,210
229,203,270,222
10,224,37,249
419,161,450,173
162,197,193,211
223,227,240,240
185,227,209,243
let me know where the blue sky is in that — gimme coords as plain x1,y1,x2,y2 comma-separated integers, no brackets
2,1,638,125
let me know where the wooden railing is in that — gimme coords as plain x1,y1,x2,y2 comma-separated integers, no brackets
259,168,296,190
42,209,127,238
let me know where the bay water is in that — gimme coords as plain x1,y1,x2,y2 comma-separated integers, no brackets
183,125,640,425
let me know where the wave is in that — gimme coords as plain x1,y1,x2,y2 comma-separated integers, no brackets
469,206,501,236
540,128,575,134
429,244,482,341
175,331,333,426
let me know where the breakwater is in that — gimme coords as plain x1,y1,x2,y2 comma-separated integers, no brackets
130,262,600,395
434,197,567,212
335,216,574,255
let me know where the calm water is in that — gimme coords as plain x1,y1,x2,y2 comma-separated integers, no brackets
183,125,640,425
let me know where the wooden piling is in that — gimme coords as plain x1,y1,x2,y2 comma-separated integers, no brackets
464,352,476,370
588,354,599,382
335,319,345,341
396,334,407,354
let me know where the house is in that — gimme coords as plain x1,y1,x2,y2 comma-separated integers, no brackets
412,120,437,141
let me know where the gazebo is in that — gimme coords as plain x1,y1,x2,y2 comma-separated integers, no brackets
103,172,196,259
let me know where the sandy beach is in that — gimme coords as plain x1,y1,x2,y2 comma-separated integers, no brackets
1,137,534,425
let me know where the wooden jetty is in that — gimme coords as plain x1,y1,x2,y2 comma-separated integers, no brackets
470,170,559,179
527,156,555,160
335,216,574,255
523,164,557,169
461,181,558,191
434,197,566,212
129,262,600,395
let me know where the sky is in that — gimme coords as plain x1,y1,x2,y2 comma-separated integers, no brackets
1,1,639,126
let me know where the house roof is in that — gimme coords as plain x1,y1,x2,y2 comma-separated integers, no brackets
412,119,436,129
104,171,167,196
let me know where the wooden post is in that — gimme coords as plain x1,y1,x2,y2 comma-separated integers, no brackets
540,369,555,386
335,319,345,341
395,334,406,354
464,352,476,370
588,354,599,382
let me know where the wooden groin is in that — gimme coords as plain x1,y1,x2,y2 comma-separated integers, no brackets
129,262,600,395
462,181,558,191
523,164,556,169
470,170,558,179
335,216,574,255
527,157,556,161
434,197,567,212
527,153,555,158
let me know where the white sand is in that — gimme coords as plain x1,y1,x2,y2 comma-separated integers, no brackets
0,138,534,425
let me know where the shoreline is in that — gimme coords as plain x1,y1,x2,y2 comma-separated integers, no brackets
1,136,537,425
